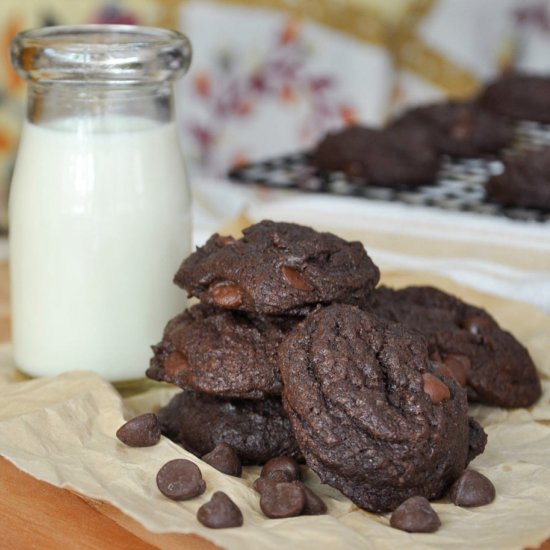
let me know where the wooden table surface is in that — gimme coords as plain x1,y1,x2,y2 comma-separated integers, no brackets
0,260,548,550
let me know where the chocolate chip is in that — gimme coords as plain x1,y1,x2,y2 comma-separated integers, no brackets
215,235,236,247
390,496,441,533
432,362,454,379
442,354,471,387
422,373,451,404
293,482,327,515
261,456,301,482
116,413,161,447
197,491,243,529
165,350,188,376
281,266,313,291
449,470,496,507
210,282,243,308
260,482,306,518
201,443,242,477
265,469,293,483
156,459,206,501
253,477,279,494
462,315,494,335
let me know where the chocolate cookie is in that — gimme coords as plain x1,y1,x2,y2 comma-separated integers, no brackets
388,101,514,158
158,391,303,465
478,73,550,123
368,286,541,408
174,220,380,315
147,304,297,399
279,304,485,513
311,125,439,187
485,148,550,211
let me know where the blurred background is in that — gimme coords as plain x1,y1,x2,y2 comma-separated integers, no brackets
1,0,550,231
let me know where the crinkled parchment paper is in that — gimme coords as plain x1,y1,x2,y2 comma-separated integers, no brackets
1,271,550,550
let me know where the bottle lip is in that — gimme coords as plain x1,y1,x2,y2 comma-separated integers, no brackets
10,24,192,86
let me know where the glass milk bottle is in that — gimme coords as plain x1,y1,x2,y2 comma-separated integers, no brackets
9,25,192,382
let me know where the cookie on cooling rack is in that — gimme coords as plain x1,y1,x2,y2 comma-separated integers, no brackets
388,101,514,158
311,125,440,187
486,148,550,211
479,73,550,124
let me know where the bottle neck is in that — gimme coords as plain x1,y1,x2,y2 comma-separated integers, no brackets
26,82,175,128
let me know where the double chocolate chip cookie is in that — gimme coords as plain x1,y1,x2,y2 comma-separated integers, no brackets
388,101,514,158
158,391,302,464
368,286,541,408
311,125,440,187
175,220,379,315
147,304,299,399
479,73,550,123
279,303,486,513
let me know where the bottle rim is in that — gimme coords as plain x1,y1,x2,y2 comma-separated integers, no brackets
10,24,192,86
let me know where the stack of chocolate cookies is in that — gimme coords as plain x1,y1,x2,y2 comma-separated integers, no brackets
147,220,541,514
147,220,380,464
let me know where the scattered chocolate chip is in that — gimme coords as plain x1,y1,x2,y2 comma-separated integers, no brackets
156,459,206,501
209,282,244,308
253,477,279,494
422,373,451,404
293,482,327,515
390,496,441,533
281,265,313,291
449,470,496,507
442,354,471,387
116,413,161,447
261,456,301,482
197,491,243,529
265,469,293,483
462,315,494,335
201,443,242,477
260,482,306,519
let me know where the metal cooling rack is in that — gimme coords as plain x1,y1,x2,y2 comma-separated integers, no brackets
228,121,550,224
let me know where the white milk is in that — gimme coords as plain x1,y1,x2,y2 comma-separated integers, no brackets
9,117,191,380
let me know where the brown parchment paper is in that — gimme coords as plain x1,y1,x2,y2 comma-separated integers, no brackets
1,271,550,550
